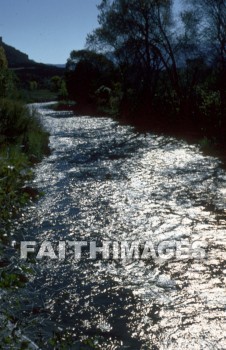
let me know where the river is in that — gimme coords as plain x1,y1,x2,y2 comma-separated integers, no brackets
11,103,226,349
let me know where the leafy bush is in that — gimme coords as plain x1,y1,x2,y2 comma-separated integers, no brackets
196,86,221,120
0,99,49,240
0,99,49,161
0,99,29,138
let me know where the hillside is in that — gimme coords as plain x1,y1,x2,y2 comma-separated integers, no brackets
0,37,65,92
0,36,34,67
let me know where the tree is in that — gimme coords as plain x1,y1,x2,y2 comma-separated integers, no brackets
174,9,207,110
0,47,8,69
0,46,15,98
58,80,68,100
86,0,203,117
87,1,175,96
29,80,38,91
184,0,226,135
65,49,115,104
86,0,226,120
50,75,62,92
187,0,226,68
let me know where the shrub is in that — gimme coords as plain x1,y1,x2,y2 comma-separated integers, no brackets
0,99,49,160
0,99,49,234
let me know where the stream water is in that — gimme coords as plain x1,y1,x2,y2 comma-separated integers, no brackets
12,103,226,349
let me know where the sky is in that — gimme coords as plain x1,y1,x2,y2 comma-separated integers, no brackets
0,0,182,65
0,0,100,64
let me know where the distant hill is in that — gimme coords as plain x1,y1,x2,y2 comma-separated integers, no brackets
0,36,35,67
48,64,66,69
0,37,65,89
0,36,65,69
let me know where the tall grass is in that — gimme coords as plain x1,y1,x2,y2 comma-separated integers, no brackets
0,99,49,160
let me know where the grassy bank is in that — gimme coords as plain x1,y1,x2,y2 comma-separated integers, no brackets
0,96,50,348
0,98,49,241
19,88,58,103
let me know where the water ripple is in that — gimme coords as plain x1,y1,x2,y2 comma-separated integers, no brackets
14,103,226,349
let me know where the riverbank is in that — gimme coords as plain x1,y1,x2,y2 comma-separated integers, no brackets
0,100,50,349
0,99,50,239
120,113,226,169
52,100,226,170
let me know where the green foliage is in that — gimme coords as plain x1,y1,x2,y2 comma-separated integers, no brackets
0,46,8,69
199,136,212,150
50,76,68,100
0,99,49,160
29,80,38,91
0,68,16,98
0,99,30,137
0,69,49,239
58,80,68,100
0,271,27,289
82,337,99,348
20,88,58,103
196,86,221,119
0,47,17,98
0,146,32,230
194,85,223,137
0,70,50,350
50,75,62,92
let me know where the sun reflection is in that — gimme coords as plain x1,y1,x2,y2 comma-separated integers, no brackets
13,103,226,349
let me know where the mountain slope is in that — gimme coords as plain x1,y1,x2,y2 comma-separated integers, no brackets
0,36,35,67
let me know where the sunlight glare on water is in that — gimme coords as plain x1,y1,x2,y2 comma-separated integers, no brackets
15,103,226,349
